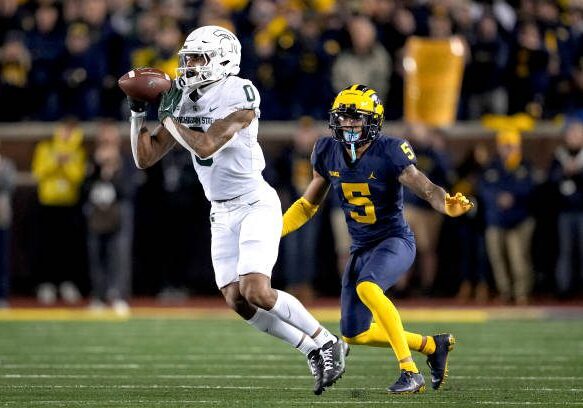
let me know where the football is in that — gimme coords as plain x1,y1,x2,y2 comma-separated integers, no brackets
118,67,172,102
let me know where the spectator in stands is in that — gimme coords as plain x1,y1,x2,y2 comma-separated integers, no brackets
58,23,107,120
428,12,453,39
549,121,583,298
155,147,210,302
80,0,129,119
0,0,22,45
506,21,549,117
25,3,65,120
63,0,81,24
131,18,181,76
278,117,324,303
0,145,15,308
132,10,159,51
466,14,509,119
400,123,451,296
479,130,535,305
283,13,336,119
84,120,133,314
31,118,87,305
241,36,283,119
453,143,491,303
535,0,575,117
383,7,416,120
0,33,31,121
570,31,583,121
331,15,391,103
379,6,416,59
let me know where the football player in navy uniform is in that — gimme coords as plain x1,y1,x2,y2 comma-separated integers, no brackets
282,85,473,393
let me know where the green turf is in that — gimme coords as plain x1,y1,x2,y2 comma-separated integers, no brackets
0,318,582,407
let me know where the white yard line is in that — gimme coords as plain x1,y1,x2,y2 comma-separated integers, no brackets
0,400,582,406
1,385,582,392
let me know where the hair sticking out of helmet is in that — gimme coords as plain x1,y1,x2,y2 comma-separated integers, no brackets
329,84,385,162
176,25,242,89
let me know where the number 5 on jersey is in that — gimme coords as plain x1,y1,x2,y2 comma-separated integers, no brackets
400,142,415,160
341,183,377,224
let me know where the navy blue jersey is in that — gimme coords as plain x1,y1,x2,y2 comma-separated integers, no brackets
312,135,416,251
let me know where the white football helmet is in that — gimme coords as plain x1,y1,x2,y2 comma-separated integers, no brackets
177,25,241,89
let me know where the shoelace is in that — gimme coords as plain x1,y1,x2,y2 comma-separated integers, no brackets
321,347,334,371
396,372,412,386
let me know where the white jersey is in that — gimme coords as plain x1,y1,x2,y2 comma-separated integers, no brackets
173,76,266,202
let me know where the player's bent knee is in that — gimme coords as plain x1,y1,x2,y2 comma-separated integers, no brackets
355,281,383,304
239,282,276,309
221,288,256,319
220,284,247,310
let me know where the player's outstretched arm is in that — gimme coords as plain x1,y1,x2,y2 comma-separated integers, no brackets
162,109,255,159
282,169,330,237
128,98,176,169
398,164,473,217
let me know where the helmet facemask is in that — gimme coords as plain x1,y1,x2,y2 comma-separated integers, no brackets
328,85,384,162
177,51,227,88
329,108,382,162
330,110,380,146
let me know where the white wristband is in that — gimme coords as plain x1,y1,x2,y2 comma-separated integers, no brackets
130,110,146,118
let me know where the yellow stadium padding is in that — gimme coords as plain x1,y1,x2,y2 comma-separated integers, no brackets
0,307,549,322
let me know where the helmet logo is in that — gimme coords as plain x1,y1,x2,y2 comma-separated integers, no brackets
213,29,239,54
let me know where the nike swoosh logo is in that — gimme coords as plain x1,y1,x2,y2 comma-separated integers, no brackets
161,100,175,111
209,106,219,112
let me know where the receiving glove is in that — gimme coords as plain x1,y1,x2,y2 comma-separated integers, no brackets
444,192,473,217
158,81,183,122
127,96,147,115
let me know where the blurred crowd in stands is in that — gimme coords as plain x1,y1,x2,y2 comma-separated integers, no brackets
0,116,579,310
3,0,583,121
0,0,582,309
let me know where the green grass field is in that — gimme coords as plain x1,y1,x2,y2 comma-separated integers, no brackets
0,312,582,407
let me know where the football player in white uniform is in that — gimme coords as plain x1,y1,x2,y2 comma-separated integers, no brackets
127,25,348,394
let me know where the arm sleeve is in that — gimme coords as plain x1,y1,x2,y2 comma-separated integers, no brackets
129,111,145,168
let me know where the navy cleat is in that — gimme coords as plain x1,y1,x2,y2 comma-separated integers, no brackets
307,349,324,395
321,338,349,389
387,370,426,394
426,333,456,390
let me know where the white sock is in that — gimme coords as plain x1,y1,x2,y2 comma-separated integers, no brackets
246,308,318,355
268,290,329,342
296,334,318,355
312,327,337,348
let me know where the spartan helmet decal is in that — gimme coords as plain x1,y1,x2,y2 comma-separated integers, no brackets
177,25,242,89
